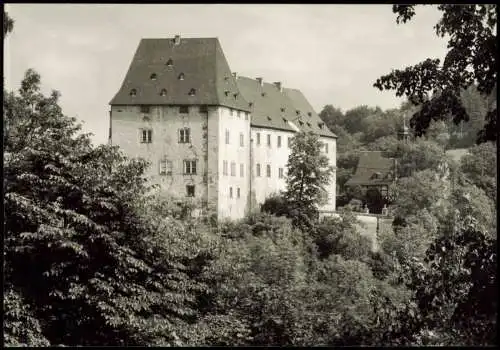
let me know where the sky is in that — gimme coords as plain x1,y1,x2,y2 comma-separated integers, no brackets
4,4,448,145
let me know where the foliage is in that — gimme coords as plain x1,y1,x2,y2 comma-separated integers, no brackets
260,192,290,218
285,131,333,227
374,5,497,143
3,10,14,39
459,141,497,204
4,69,209,346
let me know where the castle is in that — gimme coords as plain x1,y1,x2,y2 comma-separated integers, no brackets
109,35,337,220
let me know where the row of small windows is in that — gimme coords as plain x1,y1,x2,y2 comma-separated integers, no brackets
255,164,286,179
138,105,209,115
141,128,330,154
225,130,246,147
159,158,197,175
222,161,245,177
228,187,241,199
130,86,195,97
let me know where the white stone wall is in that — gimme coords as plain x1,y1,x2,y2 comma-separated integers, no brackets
217,107,251,220
110,105,209,203
320,136,337,211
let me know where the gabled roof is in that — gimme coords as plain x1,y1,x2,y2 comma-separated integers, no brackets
109,37,250,111
236,77,337,138
346,151,395,186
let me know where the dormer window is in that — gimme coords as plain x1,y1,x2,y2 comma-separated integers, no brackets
150,73,157,80
249,102,254,107
280,107,285,112
318,122,324,129
299,121,304,126
160,88,167,96
233,93,238,100
296,110,300,116
130,89,137,97
166,58,173,66
307,112,312,117
225,90,230,97
178,73,185,80
189,88,196,96
306,122,311,128
282,117,288,123
261,92,267,97
267,116,272,121
371,172,382,180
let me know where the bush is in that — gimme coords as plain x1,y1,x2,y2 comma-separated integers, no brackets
260,192,290,217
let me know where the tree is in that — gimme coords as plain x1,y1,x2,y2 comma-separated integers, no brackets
4,69,208,346
285,131,333,226
459,141,497,204
374,5,497,143
3,10,14,39
319,105,345,132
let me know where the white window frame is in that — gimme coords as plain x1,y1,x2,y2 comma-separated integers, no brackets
183,160,197,175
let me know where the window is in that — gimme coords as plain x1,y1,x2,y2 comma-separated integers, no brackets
256,163,261,177
160,89,167,96
267,134,271,147
183,160,197,175
140,105,150,114
234,93,238,100
130,89,137,97
308,112,312,117
159,158,173,175
256,132,261,145
240,163,244,177
266,164,271,177
240,133,244,147
245,112,249,120
186,185,195,197
237,187,241,198
288,137,292,148
178,73,185,80
166,58,173,66
225,129,230,144
223,160,228,176
279,167,284,179
237,110,241,118
180,106,189,114
179,128,190,143
199,105,208,113
230,108,234,116
140,129,152,143
325,143,329,154
277,135,282,148
150,73,157,80
229,187,233,198
230,162,236,176
189,88,196,96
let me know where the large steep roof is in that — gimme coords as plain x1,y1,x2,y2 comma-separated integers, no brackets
109,37,249,111
236,77,337,138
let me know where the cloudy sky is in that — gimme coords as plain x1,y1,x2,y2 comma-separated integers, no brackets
4,4,448,145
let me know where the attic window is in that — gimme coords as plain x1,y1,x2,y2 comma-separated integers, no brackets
189,88,196,96
298,121,304,126
160,89,167,96
280,107,285,112
267,116,272,121
282,117,288,123
261,92,267,97
166,58,173,66
178,73,185,80
296,110,300,115
225,90,230,97
233,93,239,100
150,73,157,80
306,122,312,128
318,122,324,129
307,112,312,117
372,172,382,180
224,76,229,81
130,89,137,97
249,102,254,107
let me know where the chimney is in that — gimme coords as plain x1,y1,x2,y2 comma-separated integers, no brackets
174,35,181,45
256,77,263,86
232,72,238,79
273,81,282,92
